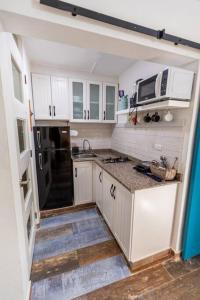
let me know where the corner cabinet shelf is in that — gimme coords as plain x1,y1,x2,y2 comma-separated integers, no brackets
116,100,190,115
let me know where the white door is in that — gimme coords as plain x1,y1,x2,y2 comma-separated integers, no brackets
0,34,36,276
114,183,133,259
32,73,52,120
102,171,114,230
51,76,70,120
95,164,103,212
73,162,93,204
103,83,118,123
87,81,102,122
70,79,87,122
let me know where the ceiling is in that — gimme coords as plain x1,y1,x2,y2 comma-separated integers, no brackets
23,37,134,77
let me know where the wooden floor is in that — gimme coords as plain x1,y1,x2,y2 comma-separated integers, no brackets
31,206,200,300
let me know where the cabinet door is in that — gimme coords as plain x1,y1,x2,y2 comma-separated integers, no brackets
102,171,114,230
73,162,93,205
87,81,102,122
103,83,118,123
95,164,103,212
114,183,133,260
32,74,52,120
51,77,70,120
70,79,87,122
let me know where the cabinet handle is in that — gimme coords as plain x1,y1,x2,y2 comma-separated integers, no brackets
49,105,52,116
53,105,56,116
84,110,86,120
110,184,113,197
39,153,43,170
103,110,106,120
20,179,30,187
99,171,102,183
113,186,116,199
75,167,77,178
88,110,90,120
37,130,41,148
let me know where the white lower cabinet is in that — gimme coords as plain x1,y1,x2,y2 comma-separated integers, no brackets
113,183,133,260
94,164,103,212
73,161,177,267
102,170,133,260
73,161,93,205
102,171,115,231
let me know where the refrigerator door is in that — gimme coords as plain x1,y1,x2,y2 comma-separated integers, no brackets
34,126,70,150
36,149,73,210
49,127,70,150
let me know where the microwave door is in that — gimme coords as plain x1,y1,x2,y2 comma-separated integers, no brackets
137,74,157,104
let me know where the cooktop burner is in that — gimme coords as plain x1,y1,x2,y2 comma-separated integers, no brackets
102,156,129,164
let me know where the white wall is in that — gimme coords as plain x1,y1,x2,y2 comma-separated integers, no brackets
70,123,113,150
31,63,118,83
112,61,194,171
0,0,199,48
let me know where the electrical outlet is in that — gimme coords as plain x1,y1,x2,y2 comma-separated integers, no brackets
154,143,162,151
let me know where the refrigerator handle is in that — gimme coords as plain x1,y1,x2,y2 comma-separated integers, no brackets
39,153,43,170
103,110,106,120
53,106,56,116
75,167,77,178
37,130,41,148
49,105,52,116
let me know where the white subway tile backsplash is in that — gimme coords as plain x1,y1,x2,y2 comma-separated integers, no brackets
111,126,184,171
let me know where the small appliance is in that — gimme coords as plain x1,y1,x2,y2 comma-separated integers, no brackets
137,67,194,105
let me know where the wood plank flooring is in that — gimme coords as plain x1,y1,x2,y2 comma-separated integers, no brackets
31,207,131,300
31,206,200,300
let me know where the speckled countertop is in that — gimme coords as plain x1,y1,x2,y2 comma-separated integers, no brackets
72,149,178,193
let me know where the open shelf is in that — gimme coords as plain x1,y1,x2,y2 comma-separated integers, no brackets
116,100,190,115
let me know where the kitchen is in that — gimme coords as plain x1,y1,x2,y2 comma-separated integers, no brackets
0,2,200,299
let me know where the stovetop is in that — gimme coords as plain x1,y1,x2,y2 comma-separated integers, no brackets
102,156,130,164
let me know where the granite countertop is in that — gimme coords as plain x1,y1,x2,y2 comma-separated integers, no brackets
72,149,178,193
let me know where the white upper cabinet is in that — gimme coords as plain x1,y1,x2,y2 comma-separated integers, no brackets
103,83,118,123
32,74,52,120
32,73,118,122
51,77,70,120
32,74,70,120
69,79,87,122
87,81,102,122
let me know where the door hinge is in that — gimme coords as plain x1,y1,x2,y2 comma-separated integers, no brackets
24,75,27,84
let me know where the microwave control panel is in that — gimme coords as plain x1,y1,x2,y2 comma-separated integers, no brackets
161,69,169,96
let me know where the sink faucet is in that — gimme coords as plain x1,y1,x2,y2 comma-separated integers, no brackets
83,139,91,152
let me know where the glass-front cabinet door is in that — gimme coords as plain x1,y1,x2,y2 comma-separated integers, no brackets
87,81,102,122
103,83,118,123
70,79,87,121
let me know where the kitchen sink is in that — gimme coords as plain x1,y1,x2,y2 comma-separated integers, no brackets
73,153,97,159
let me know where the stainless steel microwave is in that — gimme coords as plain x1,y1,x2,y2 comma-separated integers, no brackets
137,67,194,105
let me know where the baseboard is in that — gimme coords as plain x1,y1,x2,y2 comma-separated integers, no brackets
129,249,174,273
26,280,31,300
40,202,96,218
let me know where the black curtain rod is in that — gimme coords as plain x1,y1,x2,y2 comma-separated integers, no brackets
40,0,200,50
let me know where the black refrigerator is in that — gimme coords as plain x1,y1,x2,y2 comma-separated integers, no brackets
34,126,73,210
